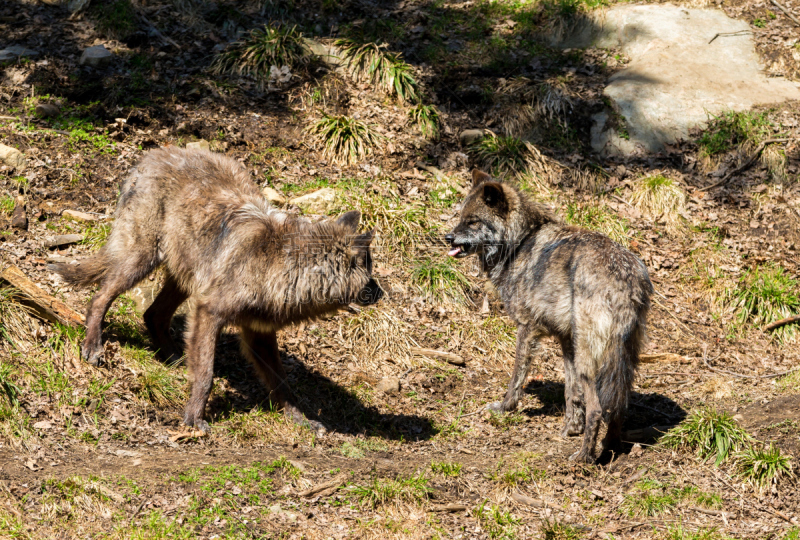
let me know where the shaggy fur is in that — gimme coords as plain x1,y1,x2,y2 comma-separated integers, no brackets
51,147,382,432
446,170,652,463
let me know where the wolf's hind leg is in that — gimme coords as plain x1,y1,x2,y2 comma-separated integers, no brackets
143,272,188,362
183,304,223,432
82,255,159,366
240,327,325,435
560,338,584,437
487,325,541,413
570,373,602,464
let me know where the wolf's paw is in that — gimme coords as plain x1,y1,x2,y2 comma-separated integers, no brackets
81,344,104,367
486,401,505,413
304,419,327,437
561,421,584,438
569,448,595,464
183,418,210,433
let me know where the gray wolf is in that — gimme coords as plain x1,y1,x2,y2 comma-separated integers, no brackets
51,147,382,432
445,170,652,462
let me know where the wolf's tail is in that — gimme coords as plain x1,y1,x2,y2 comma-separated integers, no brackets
596,318,646,422
48,251,111,287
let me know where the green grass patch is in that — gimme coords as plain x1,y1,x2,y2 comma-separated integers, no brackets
0,195,14,215
541,518,585,539
409,103,440,140
776,369,800,393
123,347,185,408
411,256,472,304
430,461,462,477
348,473,432,508
697,110,775,158
336,40,418,102
660,407,753,466
469,135,535,177
662,524,732,540
729,263,800,342
475,501,520,539
734,443,794,491
622,478,722,517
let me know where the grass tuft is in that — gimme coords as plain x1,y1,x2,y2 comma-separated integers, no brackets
212,24,311,87
729,263,800,342
698,110,773,158
308,114,384,166
336,40,418,102
124,347,185,408
0,195,14,215
475,501,520,539
430,461,462,477
776,369,800,393
411,257,473,305
734,443,794,491
348,473,432,508
541,518,585,539
629,175,686,231
564,202,630,247
469,135,538,177
409,103,441,140
660,407,753,466
91,0,137,39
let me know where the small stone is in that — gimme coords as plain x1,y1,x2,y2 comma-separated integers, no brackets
630,443,644,458
289,188,336,214
79,45,114,69
186,140,210,151
44,234,83,248
0,143,26,171
376,377,401,394
0,45,39,62
459,129,485,146
35,103,60,118
262,186,287,206
33,421,52,430
269,504,282,514
11,196,26,230
62,209,101,222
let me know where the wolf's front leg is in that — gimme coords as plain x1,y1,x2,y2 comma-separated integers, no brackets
487,325,540,413
183,305,223,432
240,327,326,436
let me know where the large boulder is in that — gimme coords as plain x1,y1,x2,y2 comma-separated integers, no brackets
0,143,26,172
289,188,336,214
561,5,800,155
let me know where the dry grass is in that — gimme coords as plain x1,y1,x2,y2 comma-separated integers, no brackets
469,134,543,177
338,307,425,372
629,174,686,231
490,77,573,138
219,406,315,447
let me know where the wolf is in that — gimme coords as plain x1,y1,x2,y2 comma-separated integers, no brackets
445,170,652,463
50,147,383,433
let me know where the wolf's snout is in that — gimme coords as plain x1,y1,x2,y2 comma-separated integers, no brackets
444,233,455,244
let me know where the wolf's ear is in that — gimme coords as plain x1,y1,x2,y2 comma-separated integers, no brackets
337,210,361,232
472,169,493,187
482,182,508,213
353,229,375,249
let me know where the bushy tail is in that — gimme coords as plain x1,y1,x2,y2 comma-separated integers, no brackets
596,319,645,422
48,251,111,287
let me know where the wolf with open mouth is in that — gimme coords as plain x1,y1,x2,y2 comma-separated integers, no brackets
446,170,653,463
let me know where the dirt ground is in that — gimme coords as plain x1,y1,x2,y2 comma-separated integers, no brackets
1,0,800,538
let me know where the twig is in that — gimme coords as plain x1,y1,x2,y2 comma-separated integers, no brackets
698,138,792,191
708,30,753,44
771,0,800,26
128,499,148,525
225,500,258,539
702,353,800,379
763,314,800,332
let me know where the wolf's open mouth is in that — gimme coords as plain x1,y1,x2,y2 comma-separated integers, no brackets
447,246,462,257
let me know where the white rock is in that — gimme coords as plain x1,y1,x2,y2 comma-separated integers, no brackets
186,140,210,151
262,186,287,206
0,143,26,171
289,188,336,214
459,129,485,146
562,5,800,155
376,377,401,394
79,45,114,68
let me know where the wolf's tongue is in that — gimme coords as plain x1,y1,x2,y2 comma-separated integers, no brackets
447,247,462,257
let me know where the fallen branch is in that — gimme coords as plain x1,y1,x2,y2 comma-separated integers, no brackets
298,473,348,498
639,353,685,364
0,265,85,327
763,314,800,332
702,354,799,379
698,138,792,191
511,492,545,508
410,347,465,366
771,0,800,26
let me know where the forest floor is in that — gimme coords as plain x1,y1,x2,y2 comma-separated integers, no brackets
1,0,800,538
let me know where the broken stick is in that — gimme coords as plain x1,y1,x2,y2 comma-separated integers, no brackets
409,347,465,366
298,473,348,499
0,265,84,327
